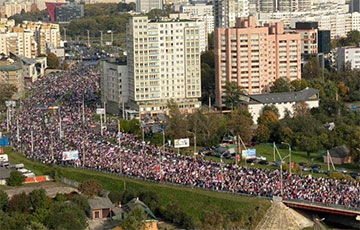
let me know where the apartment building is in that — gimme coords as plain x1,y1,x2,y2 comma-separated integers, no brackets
36,23,61,55
101,58,129,115
0,1,32,18
345,12,360,34
0,28,38,58
215,16,301,108
180,3,214,34
0,54,24,99
127,16,201,116
214,0,249,28
136,0,162,13
294,22,318,55
337,47,360,70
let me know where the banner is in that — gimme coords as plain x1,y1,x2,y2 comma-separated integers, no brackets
96,108,105,115
0,138,9,147
174,138,190,148
62,150,79,161
241,150,248,158
247,149,256,157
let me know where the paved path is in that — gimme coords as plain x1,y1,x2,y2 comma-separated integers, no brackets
5,182,79,198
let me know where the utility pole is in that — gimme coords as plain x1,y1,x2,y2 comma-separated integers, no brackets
104,102,107,123
58,108,62,139
64,27,67,41
100,31,103,46
100,113,103,136
16,118,19,142
82,95,85,124
6,106,9,132
87,30,90,47
110,30,113,45
31,129,34,153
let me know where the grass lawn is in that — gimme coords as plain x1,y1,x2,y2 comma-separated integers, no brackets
6,148,271,229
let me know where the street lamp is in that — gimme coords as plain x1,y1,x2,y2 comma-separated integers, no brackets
274,143,291,196
187,131,197,157
282,142,292,175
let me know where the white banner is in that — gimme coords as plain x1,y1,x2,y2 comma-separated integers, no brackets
174,138,190,148
62,150,79,161
96,108,105,115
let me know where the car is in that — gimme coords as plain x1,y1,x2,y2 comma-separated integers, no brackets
258,160,269,165
336,168,348,174
299,162,307,167
310,164,321,169
302,167,311,172
312,168,320,173
350,172,360,179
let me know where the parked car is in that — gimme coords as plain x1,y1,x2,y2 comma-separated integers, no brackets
312,168,320,174
299,162,307,167
302,167,311,172
310,164,321,169
350,172,360,179
336,168,348,174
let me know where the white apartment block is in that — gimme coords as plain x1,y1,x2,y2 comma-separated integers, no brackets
345,12,360,34
127,16,201,116
101,58,129,115
337,47,360,70
180,3,214,34
0,28,37,58
136,0,162,13
214,0,249,28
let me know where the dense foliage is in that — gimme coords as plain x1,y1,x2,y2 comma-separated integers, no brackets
0,189,88,230
7,171,25,186
78,179,102,197
0,83,17,111
47,53,60,69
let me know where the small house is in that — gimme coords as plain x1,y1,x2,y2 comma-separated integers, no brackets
112,197,158,230
88,196,115,220
323,145,352,165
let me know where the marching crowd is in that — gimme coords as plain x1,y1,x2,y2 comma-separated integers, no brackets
2,64,360,209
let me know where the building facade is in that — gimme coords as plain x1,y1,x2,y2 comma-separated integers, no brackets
337,46,360,70
0,54,24,99
127,16,201,116
180,3,214,34
294,22,318,55
215,16,301,108
214,0,250,28
101,58,129,115
55,4,84,23
136,0,162,13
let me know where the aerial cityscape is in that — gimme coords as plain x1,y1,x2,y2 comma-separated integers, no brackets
0,0,360,229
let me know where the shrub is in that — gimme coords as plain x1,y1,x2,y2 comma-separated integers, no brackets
78,179,102,197
7,171,25,186
329,172,347,180
8,192,31,214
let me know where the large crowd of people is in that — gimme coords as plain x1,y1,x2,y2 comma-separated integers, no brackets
2,64,360,209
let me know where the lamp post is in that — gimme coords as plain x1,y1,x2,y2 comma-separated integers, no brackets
282,142,292,175
187,131,197,157
274,143,291,197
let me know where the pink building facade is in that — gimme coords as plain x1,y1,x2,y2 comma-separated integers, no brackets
215,16,301,108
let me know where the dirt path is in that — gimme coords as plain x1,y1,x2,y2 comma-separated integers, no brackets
4,182,78,198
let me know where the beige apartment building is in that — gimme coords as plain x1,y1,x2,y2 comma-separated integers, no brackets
36,23,61,55
294,28,318,54
127,16,201,116
0,54,24,99
215,16,301,108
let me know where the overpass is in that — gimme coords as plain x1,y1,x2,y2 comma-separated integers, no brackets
283,199,360,228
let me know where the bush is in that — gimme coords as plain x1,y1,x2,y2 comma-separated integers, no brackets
7,171,25,186
8,192,31,214
0,190,9,211
71,195,89,213
49,167,62,182
78,179,102,197
29,189,49,210
329,172,350,180
108,191,122,204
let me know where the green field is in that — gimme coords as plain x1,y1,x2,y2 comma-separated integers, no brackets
5,148,271,229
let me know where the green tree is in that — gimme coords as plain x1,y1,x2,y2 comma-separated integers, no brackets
8,192,31,214
122,207,146,230
223,82,244,110
0,190,9,211
270,78,291,92
0,83,17,109
7,171,25,186
302,56,321,79
0,212,28,230
166,100,188,140
29,189,49,211
291,79,308,91
78,179,102,197
227,108,254,144
45,203,87,230
25,221,47,230
47,53,59,69
71,195,89,213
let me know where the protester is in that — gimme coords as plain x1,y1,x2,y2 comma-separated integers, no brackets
3,64,360,209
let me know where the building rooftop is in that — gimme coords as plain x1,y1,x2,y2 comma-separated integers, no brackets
88,196,115,210
329,145,350,158
249,88,319,104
